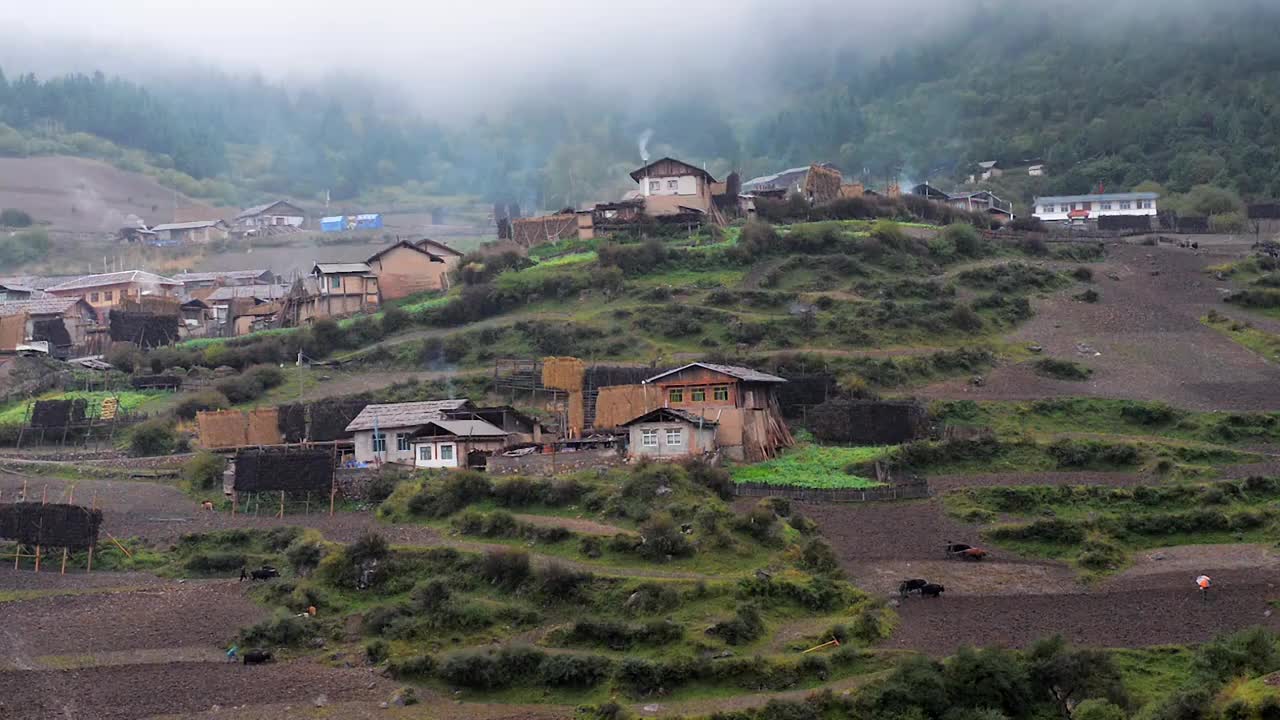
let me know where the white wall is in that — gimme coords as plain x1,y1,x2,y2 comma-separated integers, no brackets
1033,198,1157,222
353,428,417,464
640,174,699,198
413,440,459,468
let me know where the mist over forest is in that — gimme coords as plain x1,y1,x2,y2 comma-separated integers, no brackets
1,0,1279,212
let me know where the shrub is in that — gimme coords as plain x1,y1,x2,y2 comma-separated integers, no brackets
949,304,984,332
365,639,389,664
479,549,532,591
106,343,143,373
636,513,695,561
285,534,327,575
239,610,313,647
1033,358,1093,381
185,551,247,574
1072,266,1094,282
182,451,226,491
538,654,612,688
799,538,841,574
536,561,594,601
129,419,176,457
174,391,230,420
1120,403,1180,425
944,223,982,256
0,208,33,227
1077,536,1125,570
707,604,765,645
438,645,547,690
1074,289,1100,303
381,305,410,334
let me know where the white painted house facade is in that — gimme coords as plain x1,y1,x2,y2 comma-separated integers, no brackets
1033,192,1158,223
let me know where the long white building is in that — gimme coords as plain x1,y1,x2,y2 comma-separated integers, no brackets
1032,192,1158,222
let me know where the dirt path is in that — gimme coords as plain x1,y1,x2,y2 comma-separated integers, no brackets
916,244,1280,411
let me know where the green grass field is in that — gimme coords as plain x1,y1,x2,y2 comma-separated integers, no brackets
732,444,890,489
0,390,169,424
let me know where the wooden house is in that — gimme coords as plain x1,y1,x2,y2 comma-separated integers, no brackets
283,263,379,325
46,270,181,323
234,201,306,229
410,419,510,469
151,220,230,244
344,399,474,464
0,297,96,356
630,157,719,219
366,239,459,300
601,362,794,462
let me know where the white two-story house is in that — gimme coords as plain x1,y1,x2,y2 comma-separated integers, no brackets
1033,192,1158,223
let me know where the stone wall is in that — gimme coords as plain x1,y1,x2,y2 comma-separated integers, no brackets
335,467,380,501
488,448,623,476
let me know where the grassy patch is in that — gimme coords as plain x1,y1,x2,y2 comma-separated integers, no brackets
1204,311,1280,362
731,445,889,489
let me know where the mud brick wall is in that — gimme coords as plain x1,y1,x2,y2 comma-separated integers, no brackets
487,448,623,476
0,502,103,548
1098,216,1153,232
197,408,282,448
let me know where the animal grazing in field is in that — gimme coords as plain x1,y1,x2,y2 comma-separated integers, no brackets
242,649,273,665
899,579,928,596
960,548,988,561
201,500,215,511
921,583,945,598
944,541,988,561
240,565,280,582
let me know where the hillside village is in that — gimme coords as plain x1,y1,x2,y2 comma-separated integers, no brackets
6,140,1280,719
9,2,1280,716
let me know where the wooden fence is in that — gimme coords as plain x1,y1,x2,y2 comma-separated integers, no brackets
733,478,930,503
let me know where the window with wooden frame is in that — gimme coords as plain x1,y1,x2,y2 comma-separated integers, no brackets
396,433,411,451
419,445,433,461
713,386,730,401
104,291,113,301
668,388,683,404
90,292,99,302
690,388,706,402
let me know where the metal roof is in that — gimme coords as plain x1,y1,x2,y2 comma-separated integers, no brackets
46,270,180,292
236,200,304,219
417,238,465,257
173,270,271,283
345,399,472,432
1034,192,1158,204
313,262,373,274
621,407,720,427
643,362,786,385
0,297,89,317
205,285,289,302
151,220,227,231
413,418,508,438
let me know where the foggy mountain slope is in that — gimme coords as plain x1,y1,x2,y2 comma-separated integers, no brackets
1,0,1279,212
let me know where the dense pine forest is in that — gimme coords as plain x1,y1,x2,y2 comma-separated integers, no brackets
1,0,1279,210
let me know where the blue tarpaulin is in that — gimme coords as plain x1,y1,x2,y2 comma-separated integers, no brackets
320,214,383,232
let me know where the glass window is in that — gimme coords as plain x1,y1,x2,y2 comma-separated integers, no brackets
690,388,706,402
667,179,678,190
90,292,99,302
371,432,386,453
665,428,683,446
648,180,660,192
713,386,730,401
1120,201,1132,210
419,445,433,461
104,291,113,301
1100,202,1112,210
668,388,683,404
641,429,658,447
439,444,454,461
329,276,341,289
1060,204,1071,213
396,433,411,451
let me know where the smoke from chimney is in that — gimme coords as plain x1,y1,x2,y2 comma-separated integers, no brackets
637,129,653,163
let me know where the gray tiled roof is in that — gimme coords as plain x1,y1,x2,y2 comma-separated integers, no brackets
345,399,472,432
0,297,88,317
314,262,373,274
643,362,786,384
414,419,508,438
46,270,179,292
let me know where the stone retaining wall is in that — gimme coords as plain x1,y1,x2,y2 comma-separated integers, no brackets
488,448,623,476
733,479,929,503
